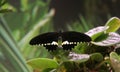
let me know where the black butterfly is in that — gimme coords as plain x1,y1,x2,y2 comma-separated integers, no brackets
29,31,91,51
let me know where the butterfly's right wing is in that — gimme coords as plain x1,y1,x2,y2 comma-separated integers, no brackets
62,31,91,50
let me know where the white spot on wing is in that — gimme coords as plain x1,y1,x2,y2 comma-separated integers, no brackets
62,41,69,45
51,41,58,45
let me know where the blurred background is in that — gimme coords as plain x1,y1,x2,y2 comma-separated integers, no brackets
0,0,120,72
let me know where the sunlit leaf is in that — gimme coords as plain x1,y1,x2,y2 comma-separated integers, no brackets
110,52,120,72
85,26,108,41
27,58,58,71
105,17,120,33
94,33,109,42
92,32,120,46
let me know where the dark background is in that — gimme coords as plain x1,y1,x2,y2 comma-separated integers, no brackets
7,0,120,31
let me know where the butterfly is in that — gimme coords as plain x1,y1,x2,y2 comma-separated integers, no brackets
29,31,91,51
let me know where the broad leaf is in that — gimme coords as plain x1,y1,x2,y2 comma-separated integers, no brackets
105,17,120,33
85,26,108,41
27,58,58,71
69,52,90,63
92,32,120,46
90,53,103,62
110,52,120,72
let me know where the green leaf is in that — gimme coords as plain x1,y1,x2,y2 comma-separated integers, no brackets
85,26,108,41
92,32,120,46
19,9,54,50
57,61,80,72
0,9,12,13
110,52,120,72
94,33,108,42
90,53,103,62
105,17,120,33
73,43,89,53
69,52,90,63
27,58,59,70
42,68,56,72
0,16,30,72
0,0,7,7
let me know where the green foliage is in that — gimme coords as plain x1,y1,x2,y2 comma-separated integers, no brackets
27,17,120,72
1,0,120,72
0,0,12,13
68,16,93,32
0,17,30,72
89,17,120,46
110,52,120,72
27,58,58,71
90,53,103,62
1,0,54,59
92,32,120,46
86,26,108,41
105,17,120,33
0,0,53,72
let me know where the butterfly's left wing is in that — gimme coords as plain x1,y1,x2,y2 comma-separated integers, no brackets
29,32,59,45
29,32,59,51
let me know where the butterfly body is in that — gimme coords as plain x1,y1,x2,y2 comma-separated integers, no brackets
29,31,91,51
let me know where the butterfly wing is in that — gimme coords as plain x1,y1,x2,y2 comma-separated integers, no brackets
29,31,91,51
29,32,59,45
62,31,91,42
62,31,91,50
29,32,59,51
